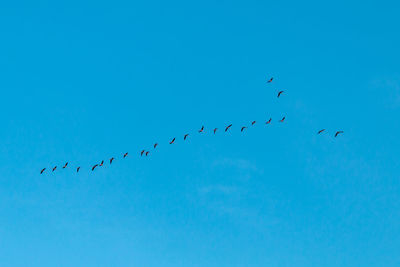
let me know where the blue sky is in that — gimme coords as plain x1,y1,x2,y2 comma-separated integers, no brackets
0,0,399,266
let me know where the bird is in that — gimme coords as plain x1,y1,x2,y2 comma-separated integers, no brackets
77,167,80,172
335,131,344,137
251,121,256,125
241,126,247,132
141,150,145,156
123,152,128,158
213,128,218,134
92,164,98,171
184,134,189,140
277,91,284,98
198,126,204,133
154,143,158,149
99,160,104,166
225,124,232,132
318,129,326,134
169,137,176,144
62,162,68,169
266,118,272,124
280,117,285,122
145,151,150,156
267,77,273,83
110,157,115,164
40,168,46,174
52,166,57,172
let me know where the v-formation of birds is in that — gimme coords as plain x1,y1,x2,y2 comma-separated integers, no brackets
40,77,343,174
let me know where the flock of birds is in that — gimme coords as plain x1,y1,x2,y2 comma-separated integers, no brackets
39,77,343,175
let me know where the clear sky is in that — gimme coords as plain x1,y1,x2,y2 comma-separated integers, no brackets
0,0,399,266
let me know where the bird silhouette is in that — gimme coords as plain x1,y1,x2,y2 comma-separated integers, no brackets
266,118,272,124
145,151,150,156
213,128,218,134
267,77,273,83
225,124,232,132
141,150,145,156
52,166,57,172
280,117,285,122
40,168,46,174
241,126,247,132
154,143,158,149
92,164,98,171
77,167,80,172
184,134,189,140
99,160,104,166
277,91,284,98
318,129,326,134
123,152,128,158
62,162,68,169
198,126,204,133
335,131,344,137
251,121,256,125
110,157,115,164
169,137,176,144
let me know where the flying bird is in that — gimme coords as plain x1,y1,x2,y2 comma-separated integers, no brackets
267,77,273,83
280,117,285,122
52,166,57,172
154,143,158,149
99,160,104,167
123,152,128,158
277,91,284,98
40,168,46,174
77,167,80,172
169,137,176,144
225,124,232,132
141,150,145,156
241,126,247,132
251,121,256,125
318,129,326,134
145,151,150,156
92,164,98,171
110,157,115,164
213,128,218,134
266,118,272,124
62,162,68,169
184,134,189,140
198,126,204,133
335,131,344,137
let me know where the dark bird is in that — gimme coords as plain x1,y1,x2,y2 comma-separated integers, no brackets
184,134,189,140
145,151,150,156
198,126,204,133
62,162,68,169
277,91,284,98
141,150,145,156
169,137,176,144
266,118,272,124
110,157,115,164
99,160,104,166
267,77,273,83
154,143,158,149
318,129,326,134
241,126,247,132
77,167,80,172
92,164,98,171
280,117,285,122
335,131,344,137
123,152,128,158
251,121,256,125
213,128,218,134
225,124,232,132
52,166,57,172
40,168,46,174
